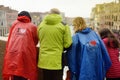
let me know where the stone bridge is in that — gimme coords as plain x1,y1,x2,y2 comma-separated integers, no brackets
0,37,7,80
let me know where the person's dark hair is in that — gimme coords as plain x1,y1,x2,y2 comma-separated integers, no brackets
99,28,120,48
98,28,111,39
18,11,31,21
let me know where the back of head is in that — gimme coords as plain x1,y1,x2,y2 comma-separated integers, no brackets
44,8,62,25
98,28,111,39
99,28,120,48
50,8,60,14
18,11,31,21
73,17,87,32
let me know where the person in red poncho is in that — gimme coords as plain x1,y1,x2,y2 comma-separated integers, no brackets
2,11,38,80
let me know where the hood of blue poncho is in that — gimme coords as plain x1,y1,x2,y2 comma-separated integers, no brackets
77,27,92,34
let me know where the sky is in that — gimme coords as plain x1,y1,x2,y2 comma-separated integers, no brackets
0,0,115,18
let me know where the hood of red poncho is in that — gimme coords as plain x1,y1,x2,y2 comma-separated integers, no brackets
17,16,31,23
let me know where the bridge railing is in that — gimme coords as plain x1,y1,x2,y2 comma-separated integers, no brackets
0,36,8,41
0,27,9,37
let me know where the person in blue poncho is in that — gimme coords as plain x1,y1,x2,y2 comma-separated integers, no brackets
66,17,112,80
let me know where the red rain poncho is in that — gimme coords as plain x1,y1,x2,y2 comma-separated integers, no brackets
2,16,38,80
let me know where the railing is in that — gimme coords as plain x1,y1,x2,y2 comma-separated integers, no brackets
0,27,9,37
0,36,8,41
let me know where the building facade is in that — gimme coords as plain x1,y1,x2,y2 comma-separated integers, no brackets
90,0,120,32
0,5,18,36
0,5,78,36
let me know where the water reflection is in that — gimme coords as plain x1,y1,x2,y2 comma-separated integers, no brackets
70,25,74,36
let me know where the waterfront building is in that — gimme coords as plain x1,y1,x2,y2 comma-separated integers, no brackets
90,0,120,32
0,5,18,36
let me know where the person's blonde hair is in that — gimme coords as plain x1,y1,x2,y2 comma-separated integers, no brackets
50,8,60,14
73,17,87,32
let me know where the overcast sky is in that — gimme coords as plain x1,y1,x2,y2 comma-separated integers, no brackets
0,0,115,18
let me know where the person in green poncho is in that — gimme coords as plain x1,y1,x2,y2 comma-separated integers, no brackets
37,8,72,80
